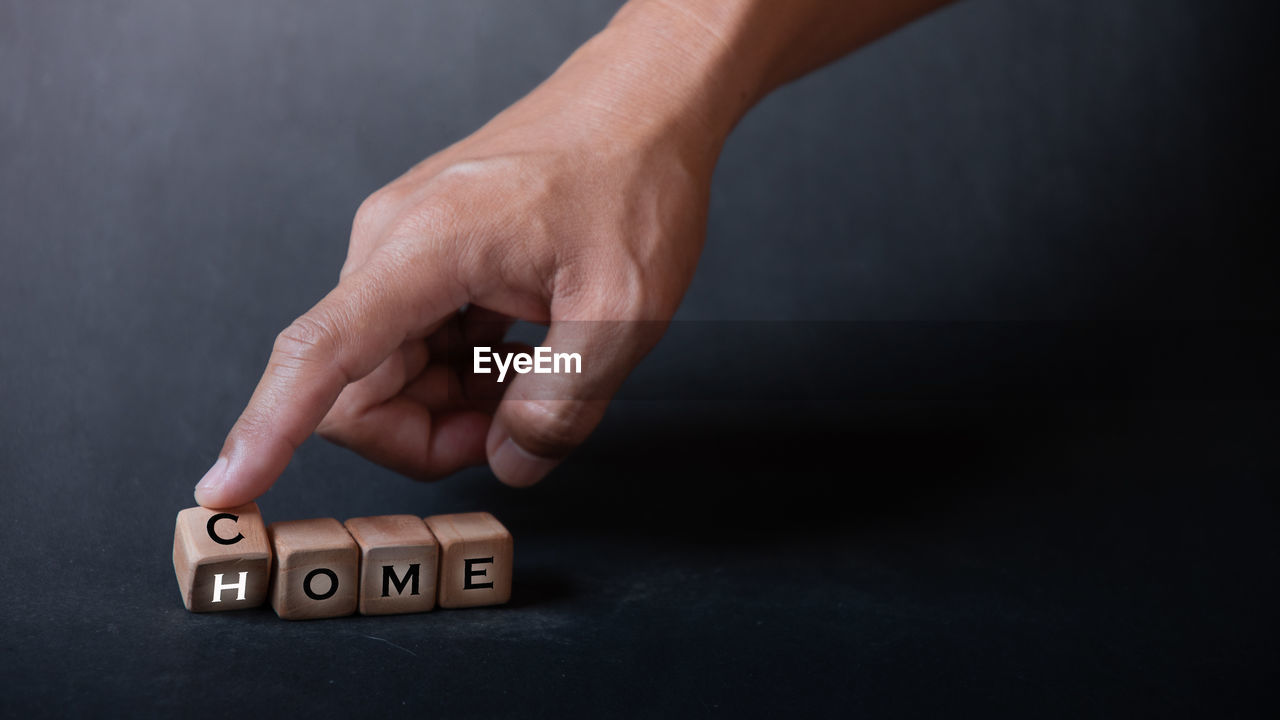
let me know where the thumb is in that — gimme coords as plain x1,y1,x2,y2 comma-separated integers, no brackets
484,317,665,487
195,258,462,508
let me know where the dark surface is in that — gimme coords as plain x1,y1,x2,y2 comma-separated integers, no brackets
1,0,1276,716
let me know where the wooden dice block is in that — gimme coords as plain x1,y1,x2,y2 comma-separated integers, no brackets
344,515,439,616
267,518,358,620
173,503,272,612
424,512,513,608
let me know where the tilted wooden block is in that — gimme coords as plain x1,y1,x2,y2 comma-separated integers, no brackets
267,518,359,620
424,512,513,608
173,503,272,612
344,515,439,616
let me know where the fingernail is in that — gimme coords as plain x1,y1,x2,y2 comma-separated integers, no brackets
194,456,228,505
490,437,559,488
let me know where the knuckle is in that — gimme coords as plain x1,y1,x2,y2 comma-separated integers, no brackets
273,314,339,363
353,189,399,234
390,194,461,244
617,281,672,321
507,400,591,458
558,246,683,322
373,197,468,290
618,260,685,320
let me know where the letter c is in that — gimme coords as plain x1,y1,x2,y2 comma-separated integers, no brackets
207,513,244,546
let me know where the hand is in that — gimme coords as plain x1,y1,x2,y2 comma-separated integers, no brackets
193,0,953,508
194,11,733,507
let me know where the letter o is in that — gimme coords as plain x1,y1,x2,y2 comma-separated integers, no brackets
303,568,338,601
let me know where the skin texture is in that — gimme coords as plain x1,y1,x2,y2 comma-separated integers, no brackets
195,0,953,508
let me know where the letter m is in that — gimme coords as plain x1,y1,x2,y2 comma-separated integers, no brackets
381,563,420,597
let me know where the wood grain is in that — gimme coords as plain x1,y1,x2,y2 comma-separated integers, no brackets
344,515,439,616
267,517,359,620
172,503,272,612
424,512,513,609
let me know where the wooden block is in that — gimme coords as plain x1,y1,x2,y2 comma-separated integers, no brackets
172,503,272,612
267,518,359,620
424,512,513,608
344,515,439,616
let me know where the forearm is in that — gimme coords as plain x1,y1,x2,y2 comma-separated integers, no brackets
554,0,952,156
664,0,956,99
199,1,955,505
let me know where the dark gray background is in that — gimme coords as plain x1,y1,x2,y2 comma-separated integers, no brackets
1,0,1275,716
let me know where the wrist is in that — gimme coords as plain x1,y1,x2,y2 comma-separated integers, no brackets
602,0,811,122
547,1,769,166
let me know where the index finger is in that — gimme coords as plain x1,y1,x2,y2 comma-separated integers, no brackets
194,257,463,508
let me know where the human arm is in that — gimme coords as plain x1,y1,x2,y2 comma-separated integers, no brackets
195,0,954,507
